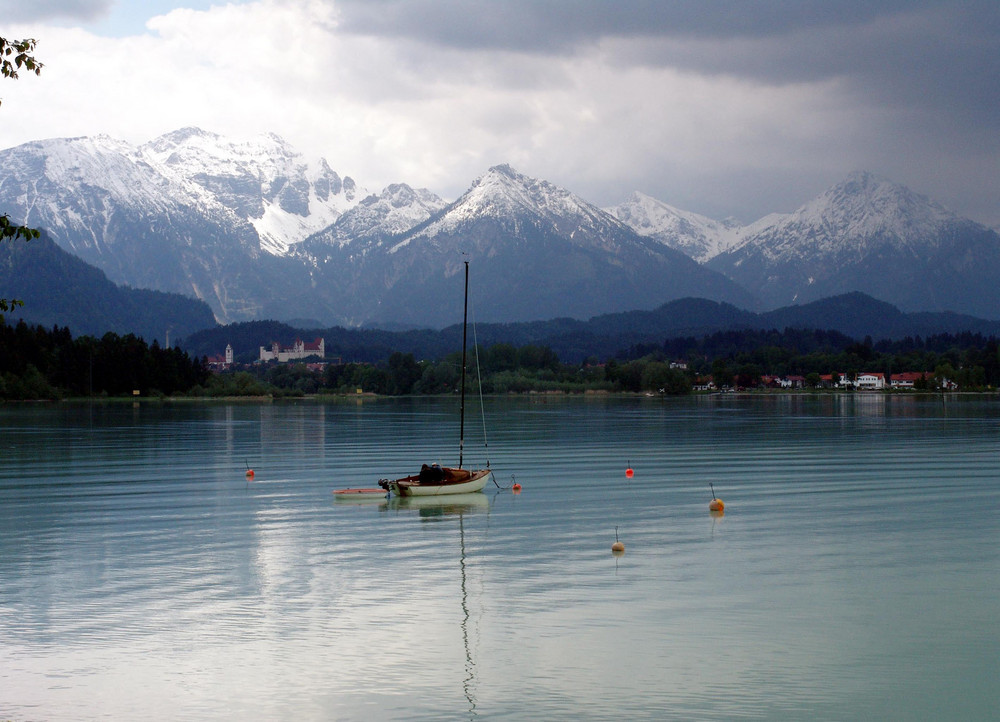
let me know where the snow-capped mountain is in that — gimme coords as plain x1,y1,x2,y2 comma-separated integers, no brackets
724,171,958,263
139,127,364,255
397,163,634,251
340,164,753,327
0,133,276,321
3,128,998,329
605,191,745,262
0,129,368,323
705,171,1000,316
0,133,231,257
299,182,447,251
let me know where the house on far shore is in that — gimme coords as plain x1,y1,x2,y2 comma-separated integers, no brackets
260,338,325,363
890,372,932,389
207,344,234,371
761,375,806,389
856,372,886,390
692,377,715,391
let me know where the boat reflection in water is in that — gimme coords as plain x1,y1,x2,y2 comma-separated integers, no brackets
382,492,491,518
382,491,489,716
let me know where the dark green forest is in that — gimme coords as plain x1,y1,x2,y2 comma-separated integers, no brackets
0,320,210,399
3,317,999,400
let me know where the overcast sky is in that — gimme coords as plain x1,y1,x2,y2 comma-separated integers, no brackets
1,0,997,226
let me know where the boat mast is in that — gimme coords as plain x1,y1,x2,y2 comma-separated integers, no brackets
459,260,469,468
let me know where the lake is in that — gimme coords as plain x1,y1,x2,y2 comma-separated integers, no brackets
1,395,998,720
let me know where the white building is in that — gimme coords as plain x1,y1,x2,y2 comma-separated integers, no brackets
207,343,234,371
259,338,325,363
856,372,886,390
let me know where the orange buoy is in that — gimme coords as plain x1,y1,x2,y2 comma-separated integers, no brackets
611,525,625,553
510,474,521,493
625,467,634,478
708,483,723,511
245,469,255,480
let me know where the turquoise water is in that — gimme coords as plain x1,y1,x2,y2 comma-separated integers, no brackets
1,395,998,720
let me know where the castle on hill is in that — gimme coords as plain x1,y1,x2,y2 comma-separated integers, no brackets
259,338,325,363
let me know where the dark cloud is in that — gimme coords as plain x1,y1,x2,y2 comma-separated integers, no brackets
335,1,943,52
335,2,999,108
337,3,1000,117
336,0,1000,224
0,0,112,23
335,1,999,94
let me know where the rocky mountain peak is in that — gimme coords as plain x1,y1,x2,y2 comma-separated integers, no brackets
136,127,366,254
791,170,958,246
381,164,641,271
300,182,447,250
606,191,743,262
704,171,1000,316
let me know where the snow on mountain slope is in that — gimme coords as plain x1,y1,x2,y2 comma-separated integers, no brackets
353,164,755,327
606,191,746,262
6,125,999,325
705,171,1000,315
304,183,448,250
139,128,365,255
0,134,222,257
394,164,638,254
725,171,959,263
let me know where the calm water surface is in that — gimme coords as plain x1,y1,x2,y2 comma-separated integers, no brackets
1,395,998,720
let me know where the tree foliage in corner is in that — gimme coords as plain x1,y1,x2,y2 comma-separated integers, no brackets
0,36,43,317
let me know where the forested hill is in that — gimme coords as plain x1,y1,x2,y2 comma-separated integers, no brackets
0,231,217,342
183,293,1000,364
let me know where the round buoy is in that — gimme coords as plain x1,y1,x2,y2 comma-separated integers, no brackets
625,467,634,478
245,469,255,480
611,541,625,553
512,482,522,493
709,498,724,512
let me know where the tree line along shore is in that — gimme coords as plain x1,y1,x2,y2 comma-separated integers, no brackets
2,319,999,400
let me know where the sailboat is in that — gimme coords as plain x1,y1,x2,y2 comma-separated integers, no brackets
378,261,493,497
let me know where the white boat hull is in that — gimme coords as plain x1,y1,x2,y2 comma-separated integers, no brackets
383,468,492,497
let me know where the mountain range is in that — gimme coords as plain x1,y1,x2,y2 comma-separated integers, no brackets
609,172,1000,318
1,128,999,337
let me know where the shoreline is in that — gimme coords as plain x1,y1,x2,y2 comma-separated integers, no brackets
3,388,996,404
